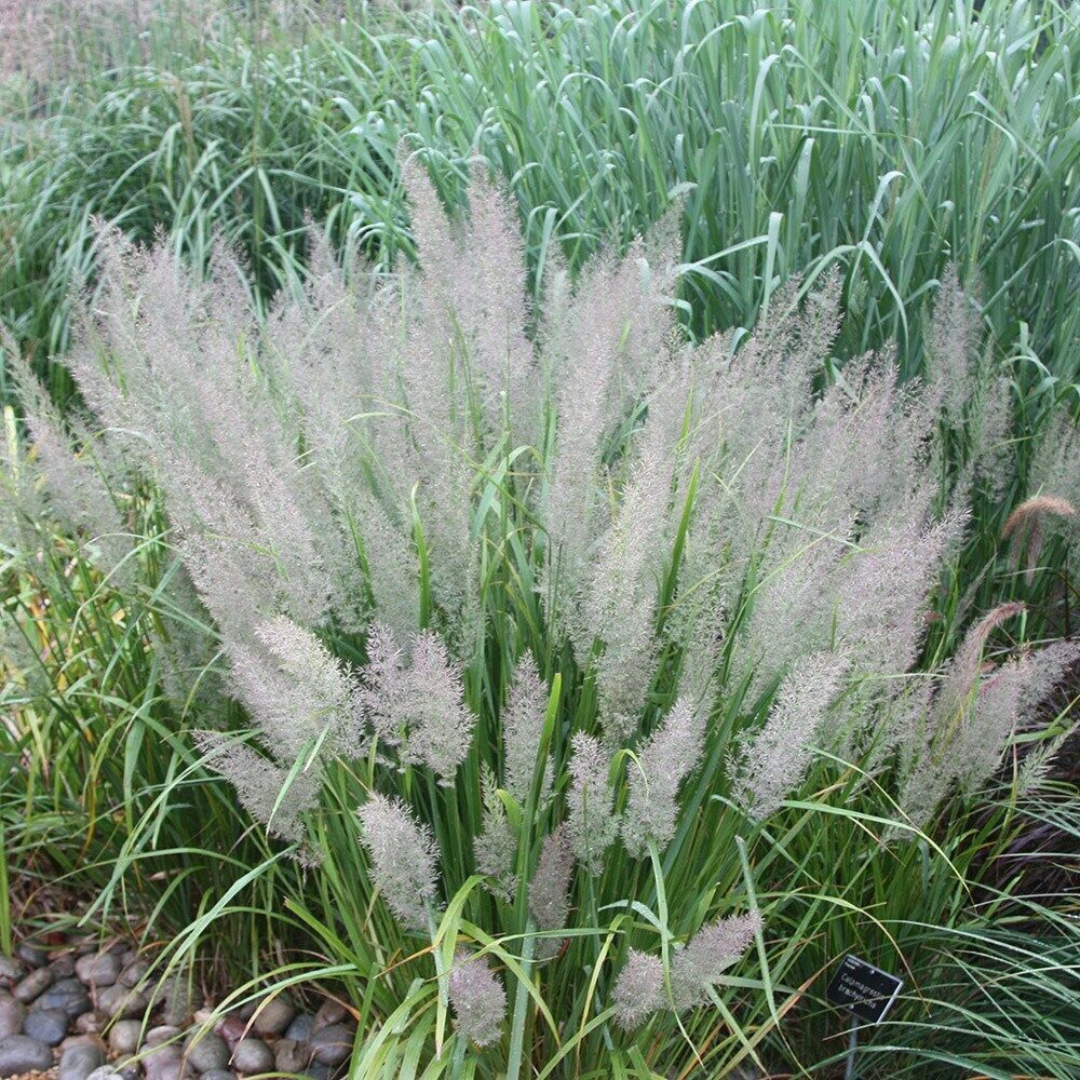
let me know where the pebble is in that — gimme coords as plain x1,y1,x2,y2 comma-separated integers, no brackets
108,1019,142,1055
23,1004,69,1045
0,1033,54,1076
143,1044,190,1080
12,967,53,1004
157,979,196,1028
283,1013,314,1043
273,1038,310,1074
51,955,78,979
36,978,91,1018
200,1072,237,1080
59,1040,106,1080
75,1010,109,1036
76,953,120,989
252,996,294,1038
96,985,148,1020
15,944,47,969
308,1023,352,1067
85,1070,124,1080
213,1015,246,1051
231,1037,274,1074
313,999,347,1031
114,1056,141,1080
0,961,24,991
0,998,25,1040
118,962,149,990
185,1032,229,1072
144,1025,181,1048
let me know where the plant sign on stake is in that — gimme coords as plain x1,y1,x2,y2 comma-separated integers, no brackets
827,955,904,1079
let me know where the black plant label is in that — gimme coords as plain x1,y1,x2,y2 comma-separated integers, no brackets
826,954,903,1025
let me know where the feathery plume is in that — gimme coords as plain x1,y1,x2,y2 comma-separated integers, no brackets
731,653,848,821
670,911,763,1010
566,733,619,875
448,948,506,1048
1003,495,1076,584
611,949,665,1030
621,697,706,857
502,652,551,806
357,792,440,931
474,765,518,902
528,825,574,959
194,732,320,846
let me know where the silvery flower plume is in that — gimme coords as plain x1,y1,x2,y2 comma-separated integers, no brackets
474,764,517,902
502,651,551,807
402,630,475,782
194,732,320,847
229,616,364,763
924,265,981,426
584,378,683,745
731,653,849,821
611,949,664,1030
528,824,574,959
566,732,619,875
357,792,440,931
358,625,475,783
670,911,763,1010
621,697,706,858
448,948,506,1048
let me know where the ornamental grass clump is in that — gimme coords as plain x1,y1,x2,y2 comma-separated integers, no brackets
4,164,1079,1075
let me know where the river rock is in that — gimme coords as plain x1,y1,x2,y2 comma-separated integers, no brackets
76,953,120,988
96,984,149,1020
0,1033,54,1076
85,1070,124,1080
186,1032,229,1072
252,996,294,1038
273,1038,310,1074
59,1040,106,1080
23,1004,69,1045
36,977,91,1018
231,1037,273,1074
15,944,47,969
51,955,78,978
200,1072,236,1080
0,998,25,1040
213,1015,246,1050
12,966,53,1004
313,999,346,1031
75,1009,109,1036
109,1018,142,1055
308,1024,352,1067
143,1044,192,1080
145,1025,181,1048
0,961,24,991
119,961,149,989
284,1013,314,1043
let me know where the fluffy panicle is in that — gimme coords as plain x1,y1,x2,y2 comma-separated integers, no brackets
541,238,672,644
566,733,619,875
670,911,763,1010
528,824,574,959
357,792,440,931
502,652,551,806
358,625,475,783
621,697,706,857
897,604,1026,827
585,383,682,744
194,732,319,846
402,631,475,782
229,617,363,762
474,765,517,901
731,653,849,821
1003,495,1076,584
448,948,507,1049
924,265,981,425
611,950,665,1030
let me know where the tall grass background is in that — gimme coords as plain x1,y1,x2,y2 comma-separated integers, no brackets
2,2,1080,1078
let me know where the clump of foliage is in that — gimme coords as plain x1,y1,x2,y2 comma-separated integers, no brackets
4,168,1079,1076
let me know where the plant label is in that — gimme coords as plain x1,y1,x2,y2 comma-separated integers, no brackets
826,954,903,1025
